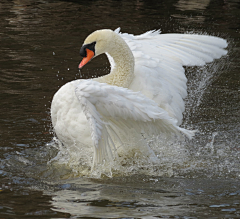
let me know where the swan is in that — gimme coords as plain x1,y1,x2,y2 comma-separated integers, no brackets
51,28,227,168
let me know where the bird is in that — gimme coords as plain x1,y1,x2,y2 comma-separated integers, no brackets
51,28,227,169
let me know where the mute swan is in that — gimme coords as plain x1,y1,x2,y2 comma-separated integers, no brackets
51,28,227,167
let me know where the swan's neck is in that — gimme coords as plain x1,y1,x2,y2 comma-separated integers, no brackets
95,34,135,88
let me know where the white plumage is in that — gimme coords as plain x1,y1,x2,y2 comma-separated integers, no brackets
51,28,227,168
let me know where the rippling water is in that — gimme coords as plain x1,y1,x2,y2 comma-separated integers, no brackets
0,0,240,218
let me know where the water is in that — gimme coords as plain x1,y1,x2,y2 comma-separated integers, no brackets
0,0,240,218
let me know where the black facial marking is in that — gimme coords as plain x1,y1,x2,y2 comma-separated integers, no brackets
80,41,96,57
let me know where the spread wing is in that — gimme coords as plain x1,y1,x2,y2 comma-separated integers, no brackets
75,80,195,166
115,28,228,125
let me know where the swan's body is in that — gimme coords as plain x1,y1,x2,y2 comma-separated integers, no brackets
51,28,227,167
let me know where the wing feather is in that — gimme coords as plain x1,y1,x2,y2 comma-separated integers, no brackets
116,28,228,124
75,80,195,166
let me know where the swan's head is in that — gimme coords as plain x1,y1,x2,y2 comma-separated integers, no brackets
78,29,114,69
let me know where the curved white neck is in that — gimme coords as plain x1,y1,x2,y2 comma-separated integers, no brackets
95,33,135,88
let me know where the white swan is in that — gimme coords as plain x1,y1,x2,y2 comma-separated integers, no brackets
51,28,227,167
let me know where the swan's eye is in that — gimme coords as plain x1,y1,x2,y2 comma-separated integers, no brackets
80,42,96,57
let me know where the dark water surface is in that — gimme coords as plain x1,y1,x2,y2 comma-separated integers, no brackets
0,0,240,218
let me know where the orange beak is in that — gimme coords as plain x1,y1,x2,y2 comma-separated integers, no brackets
78,49,95,69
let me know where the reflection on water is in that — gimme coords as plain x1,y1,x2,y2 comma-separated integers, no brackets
0,0,240,218
173,0,210,23
47,176,240,218
175,0,210,11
